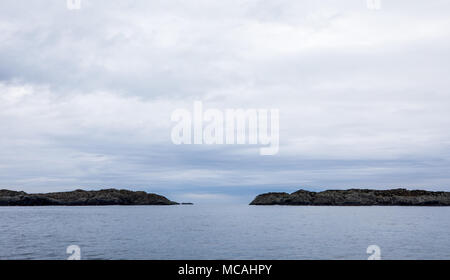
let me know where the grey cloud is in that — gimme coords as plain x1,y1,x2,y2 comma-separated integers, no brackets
1,1,450,199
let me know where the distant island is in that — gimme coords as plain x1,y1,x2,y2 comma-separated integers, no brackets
250,189,450,206
0,189,179,206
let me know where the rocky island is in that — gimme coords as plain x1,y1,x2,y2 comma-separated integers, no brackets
250,188,450,206
0,189,178,206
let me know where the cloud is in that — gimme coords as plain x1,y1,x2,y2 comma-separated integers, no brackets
1,0,450,198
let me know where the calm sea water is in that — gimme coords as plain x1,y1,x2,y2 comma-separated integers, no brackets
0,205,449,260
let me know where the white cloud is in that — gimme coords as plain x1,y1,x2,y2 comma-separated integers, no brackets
1,0,450,196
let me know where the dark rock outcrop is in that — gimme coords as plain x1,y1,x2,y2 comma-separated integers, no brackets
0,189,178,206
250,188,450,206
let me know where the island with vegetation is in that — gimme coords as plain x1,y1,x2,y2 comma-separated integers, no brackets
250,188,450,206
0,189,178,206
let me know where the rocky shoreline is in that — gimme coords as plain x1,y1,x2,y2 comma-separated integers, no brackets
250,188,450,206
0,189,179,206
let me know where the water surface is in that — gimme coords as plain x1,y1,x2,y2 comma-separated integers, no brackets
0,205,449,259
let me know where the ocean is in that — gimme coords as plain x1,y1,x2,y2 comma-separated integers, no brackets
0,205,449,260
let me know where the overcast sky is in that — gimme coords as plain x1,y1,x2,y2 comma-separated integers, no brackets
1,0,450,203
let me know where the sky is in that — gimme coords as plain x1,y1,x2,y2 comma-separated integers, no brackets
1,0,450,204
